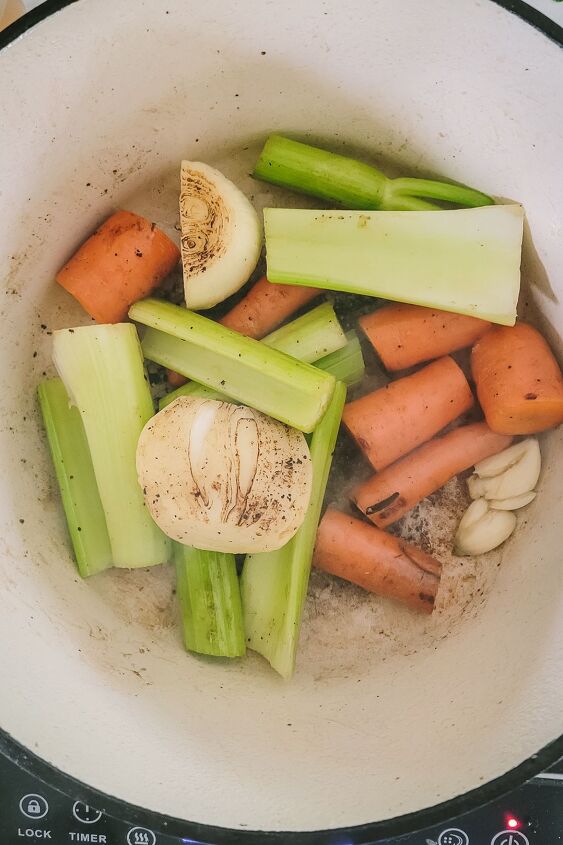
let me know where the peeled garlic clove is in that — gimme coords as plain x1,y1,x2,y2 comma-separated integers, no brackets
454,499,517,555
475,437,537,478
474,439,530,478
467,473,487,499
459,497,490,528
180,161,262,310
477,438,541,499
489,491,536,510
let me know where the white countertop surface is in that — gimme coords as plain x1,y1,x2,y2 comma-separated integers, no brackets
2,0,563,30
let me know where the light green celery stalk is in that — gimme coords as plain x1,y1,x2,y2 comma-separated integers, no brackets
129,298,335,433
52,324,170,568
38,378,113,577
253,135,493,211
160,329,364,411
315,330,364,387
174,543,245,658
260,300,346,362
157,303,352,411
241,380,347,678
264,205,524,326
160,381,223,409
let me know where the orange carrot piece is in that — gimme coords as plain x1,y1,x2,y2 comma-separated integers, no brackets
360,302,491,371
314,508,442,614
167,275,320,385
343,356,473,470
166,369,190,388
220,275,320,337
352,422,513,528
56,210,180,324
471,322,563,435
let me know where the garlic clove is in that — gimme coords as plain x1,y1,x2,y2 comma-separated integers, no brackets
454,499,517,555
474,439,531,478
467,473,486,500
459,497,489,528
475,440,526,478
489,491,536,510
477,438,540,499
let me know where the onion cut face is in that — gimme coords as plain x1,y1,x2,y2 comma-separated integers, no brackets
180,161,262,310
136,396,313,554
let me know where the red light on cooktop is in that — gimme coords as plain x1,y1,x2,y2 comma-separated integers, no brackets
507,816,520,829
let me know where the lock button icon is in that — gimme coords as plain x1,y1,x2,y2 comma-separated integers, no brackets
20,793,49,819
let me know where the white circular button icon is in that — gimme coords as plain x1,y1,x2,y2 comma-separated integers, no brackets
438,830,470,845
19,793,49,820
491,832,530,845
126,827,157,845
72,801,103,824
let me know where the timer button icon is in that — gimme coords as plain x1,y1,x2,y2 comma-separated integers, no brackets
72,801,103,824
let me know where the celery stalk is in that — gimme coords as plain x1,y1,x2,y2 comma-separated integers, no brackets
259,301,346,362
264,205,524,326
160,381,223,409
158,302,348,410
52,324,170,568
253,135,493,210
38,378,113,577
316,330,365,387
130,299,335,433
241,380,347,678
159,328,364,410
174,544,245,658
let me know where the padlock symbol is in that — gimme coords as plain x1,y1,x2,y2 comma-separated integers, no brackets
19,794,49,819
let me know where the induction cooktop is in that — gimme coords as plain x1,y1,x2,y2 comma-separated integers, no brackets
0,748,561,845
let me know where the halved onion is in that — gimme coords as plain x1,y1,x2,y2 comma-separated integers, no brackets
136,396,312,553
180,161,262,310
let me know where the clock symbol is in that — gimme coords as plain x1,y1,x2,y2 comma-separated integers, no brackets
72,801,103,824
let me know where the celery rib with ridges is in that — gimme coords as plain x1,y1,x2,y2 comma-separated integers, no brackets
264,205,524,326
258,300,346,362
52,324,170,568
174,544,245,658
241,380,347,678
129,298,335,433
156,302,349,410
38,378,113,577
159,328,364,410
253,135,494,211
315,330,364,387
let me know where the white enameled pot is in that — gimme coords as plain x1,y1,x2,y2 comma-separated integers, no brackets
0,1,561,841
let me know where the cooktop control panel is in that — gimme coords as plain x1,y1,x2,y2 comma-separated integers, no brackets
0,754,561,845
